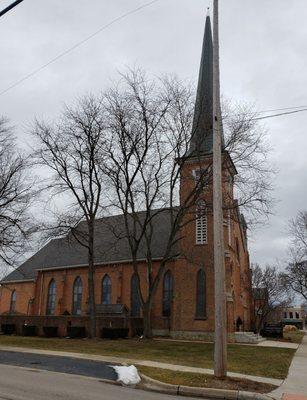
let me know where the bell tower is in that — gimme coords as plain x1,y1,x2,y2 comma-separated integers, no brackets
179,12,236,260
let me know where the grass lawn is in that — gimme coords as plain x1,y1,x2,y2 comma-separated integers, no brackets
0,335,296,379
138,366,277,394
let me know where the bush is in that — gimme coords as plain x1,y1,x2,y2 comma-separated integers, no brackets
101,328,129,339
1,324,16,335
67,326,86,338
43,326,58,337
283,325,298,333
22,325,37,336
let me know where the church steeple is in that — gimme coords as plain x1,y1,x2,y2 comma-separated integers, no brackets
187,12,223,157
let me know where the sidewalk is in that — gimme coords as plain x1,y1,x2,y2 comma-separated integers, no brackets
257,341,299,349
154,337,299,349
0,344,281,386
271,333,307,400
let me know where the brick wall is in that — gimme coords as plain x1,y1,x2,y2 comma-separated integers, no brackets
0,154,253,338
0,282,35,315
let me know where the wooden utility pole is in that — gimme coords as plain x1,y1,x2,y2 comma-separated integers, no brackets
212,0,227,378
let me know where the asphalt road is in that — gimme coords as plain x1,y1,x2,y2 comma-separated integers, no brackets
0,361,198,400
0,349,117,380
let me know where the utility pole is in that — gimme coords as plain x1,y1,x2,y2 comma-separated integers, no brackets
212,0,227,378
0,0,24,19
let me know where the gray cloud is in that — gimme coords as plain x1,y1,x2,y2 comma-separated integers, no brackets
1,0,306,267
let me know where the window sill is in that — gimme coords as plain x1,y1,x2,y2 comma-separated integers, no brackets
194,317,207,321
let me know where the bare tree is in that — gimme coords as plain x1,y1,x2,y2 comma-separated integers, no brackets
281,211,307,301
32,97,107,338
282,262,307,301
0,117,34,271
31,69,275,338
251,264,291,333
289,210,307,262
102,70,275,337
103,71,204,337
223,102,275,225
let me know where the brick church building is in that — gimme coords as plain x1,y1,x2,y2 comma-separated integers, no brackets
0,14,253,339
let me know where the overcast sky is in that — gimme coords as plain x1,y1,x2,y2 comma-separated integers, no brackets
0,0,306,267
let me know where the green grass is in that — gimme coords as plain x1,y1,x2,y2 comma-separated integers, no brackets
0,335,296,379
138,366,277,394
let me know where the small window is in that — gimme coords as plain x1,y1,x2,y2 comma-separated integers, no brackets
131,273,141,317
162,270,173,317
295,312,300,319
46,279,56,315
196,200,208,245
102,275,112,305
72,277,83,315
284,312,287,319
196,269,206,319
10,290,16,314
289,312,293,319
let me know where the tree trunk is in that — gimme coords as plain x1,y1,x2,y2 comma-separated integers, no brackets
88,220,96,338
143,301,153,339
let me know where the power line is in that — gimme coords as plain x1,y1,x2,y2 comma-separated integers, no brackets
228,106,307,120
0,0,24,18
252,108,307,121
0,0,160,97
258,105,307,114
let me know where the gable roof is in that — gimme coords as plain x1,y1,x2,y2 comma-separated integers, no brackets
1,208,179,283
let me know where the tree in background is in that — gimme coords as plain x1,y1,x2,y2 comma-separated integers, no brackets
32,98,107,338
281,211,307,301
31,69,276,339
102,69,275,337
0,117,34,271
251,263,291,333
223,102,275,226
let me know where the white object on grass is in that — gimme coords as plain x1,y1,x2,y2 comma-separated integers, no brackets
112,365,141,386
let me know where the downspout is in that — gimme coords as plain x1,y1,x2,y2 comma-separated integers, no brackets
38,272,44,315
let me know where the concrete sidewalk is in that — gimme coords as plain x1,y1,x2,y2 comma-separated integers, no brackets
154,337,299,349
257,341,299,349
271,334,307,400
0,344,281,386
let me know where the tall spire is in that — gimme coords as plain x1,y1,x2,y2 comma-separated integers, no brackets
187,12,223,157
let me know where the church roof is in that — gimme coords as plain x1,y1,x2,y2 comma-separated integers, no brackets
187,13,224,157
1,208,179,283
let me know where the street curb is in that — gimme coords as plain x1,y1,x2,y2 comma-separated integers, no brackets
139,373,276,400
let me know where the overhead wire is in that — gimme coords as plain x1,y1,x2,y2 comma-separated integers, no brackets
1,0,307,124
252,108,307,121
0,0,160,97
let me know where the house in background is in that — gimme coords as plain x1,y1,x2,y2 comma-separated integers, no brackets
0,14,254,341
281,305,306,330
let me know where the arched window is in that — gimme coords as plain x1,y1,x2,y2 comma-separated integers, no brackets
162,270,173,317
102,275,112,305
46,279,56,315
72,277,83,315
196,269,206,319
131,273,141,317
10,290,16,314
196,200,207,245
